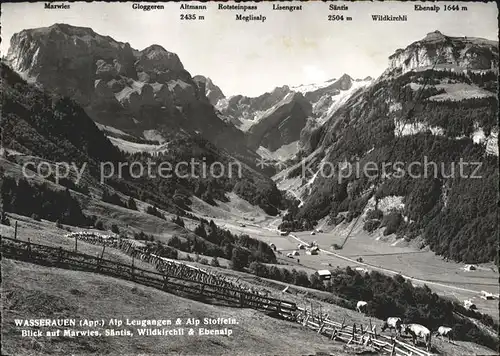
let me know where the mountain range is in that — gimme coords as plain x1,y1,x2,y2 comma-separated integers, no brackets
276,30,498,264
5,23,256,164
2,26,499,264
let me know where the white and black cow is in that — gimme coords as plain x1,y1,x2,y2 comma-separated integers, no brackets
381,317,402,335
435,326,453,342
356,301,368,313
403,323,431,351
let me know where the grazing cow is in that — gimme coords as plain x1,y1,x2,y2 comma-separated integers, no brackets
435,326,453,341
381,317,402,335
356,301,368,313
403,324,431,351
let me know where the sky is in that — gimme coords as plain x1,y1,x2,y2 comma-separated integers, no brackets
1,1,498,96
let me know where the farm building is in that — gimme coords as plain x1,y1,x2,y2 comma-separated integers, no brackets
317,270,331,280
306,249,318,255
480,291,495,300
292,250,300,256
463,264,477,271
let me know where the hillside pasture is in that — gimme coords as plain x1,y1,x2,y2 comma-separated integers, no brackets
1,259,349,356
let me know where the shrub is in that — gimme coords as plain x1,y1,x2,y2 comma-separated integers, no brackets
363,219,381,232
111,224,120,234
146,206,164,219
366,209,383,220
127,197,137,210
382,211,402,235
95,220,104,230
194,223,207,238
332,243,342,250
210,257,220,267
230,247,248,271
172,215,185,227
0,213,10,226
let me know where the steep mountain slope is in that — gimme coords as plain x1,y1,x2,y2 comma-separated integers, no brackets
5,23,255,163
1,62,123,168
212,75,372,157
1,60,285,217
278,31,499,264
192,75,225,106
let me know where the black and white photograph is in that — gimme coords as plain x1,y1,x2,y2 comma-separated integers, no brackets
0,1,498,355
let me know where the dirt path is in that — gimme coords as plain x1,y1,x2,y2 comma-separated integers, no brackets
286,233,481,294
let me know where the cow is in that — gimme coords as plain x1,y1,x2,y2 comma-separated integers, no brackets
356,301,368,313
403,324,431,351
435,326,453,342
381,317,402,335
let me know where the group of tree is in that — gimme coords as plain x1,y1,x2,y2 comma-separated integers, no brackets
247,261,498,351
294,67,498,265
102,190,127,208
145,206,165,220
167,219,277,270
1,175,89,226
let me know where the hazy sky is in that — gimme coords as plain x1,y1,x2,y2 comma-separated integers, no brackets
1,2,498,96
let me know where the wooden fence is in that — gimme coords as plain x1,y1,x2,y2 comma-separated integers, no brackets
1,234,435,355
0,235,297,320
296,307,436,356
64,232,271,296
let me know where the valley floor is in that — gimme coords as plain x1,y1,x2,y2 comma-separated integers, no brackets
1,213,497,356
203,210,500,323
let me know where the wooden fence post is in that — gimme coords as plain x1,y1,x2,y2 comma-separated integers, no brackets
14,221,18,240
100,244,106,259
303,314,310,327
131,255,135,280
330,327,337,340
318,321,325,334
390,340,396,356
27,237,31,259
74,236,78,252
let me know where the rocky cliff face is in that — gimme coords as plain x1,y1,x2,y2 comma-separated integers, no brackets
6,23,253,160
278,31,498,264
192,75,225,106
213,74,371,154
386,30,498,75
246,92,312,151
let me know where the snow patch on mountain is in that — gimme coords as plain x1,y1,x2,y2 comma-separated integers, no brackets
96,123,133,138
290,78,337,94
314,79,372,125
257,141,300,161
108,136,169,154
